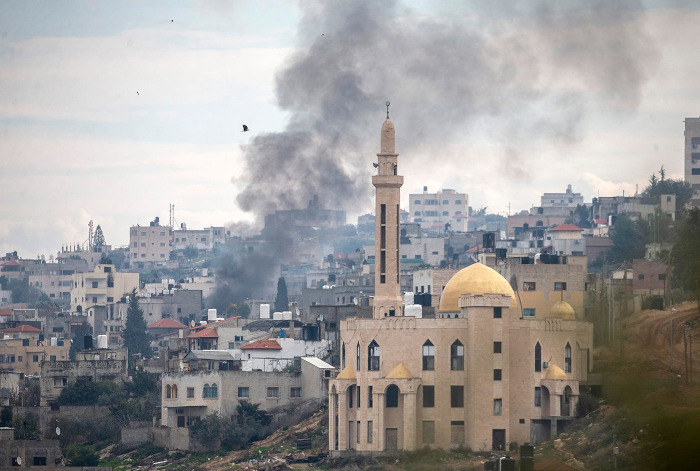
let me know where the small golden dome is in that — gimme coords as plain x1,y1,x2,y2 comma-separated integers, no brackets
386,362,413,379
544,364,568,380
438,263,515,313
336,365,355,380
550,301,576,320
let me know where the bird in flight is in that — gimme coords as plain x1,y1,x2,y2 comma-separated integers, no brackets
242,125,249,132
136,91,139,95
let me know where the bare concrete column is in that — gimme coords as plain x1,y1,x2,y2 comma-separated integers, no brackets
328,391,336,451
337,390,347,450
402,391,417,450
376,392,385,451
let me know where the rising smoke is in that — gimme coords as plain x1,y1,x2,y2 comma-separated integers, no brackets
213,0,659,311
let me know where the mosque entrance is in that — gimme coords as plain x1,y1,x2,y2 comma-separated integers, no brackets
492,429,506,451
385,428,398,451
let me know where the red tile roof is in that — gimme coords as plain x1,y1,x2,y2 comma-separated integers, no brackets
466,245,483,253
549,224,583,232
147,318,188,329
240,339,282,350
3,325,41,333
0,310,12,317
186,328,218,339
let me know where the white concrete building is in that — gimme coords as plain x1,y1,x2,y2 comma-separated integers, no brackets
409,188,469,232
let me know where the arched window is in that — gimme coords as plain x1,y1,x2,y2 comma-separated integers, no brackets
422,340,435,370
356,342,361,371
342,343,346,369
368,340,380,371
203,384,210,398
565,342,572,373
451,340,464,370
210,383,218,398
386,385,399,408
172,385,178,398
166,385,172,399
535,342,542,372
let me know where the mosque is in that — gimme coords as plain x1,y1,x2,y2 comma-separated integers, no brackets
328,111,594,455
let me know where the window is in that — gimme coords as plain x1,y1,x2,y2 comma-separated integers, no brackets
638,274,645,280
442,211,449,216
291,387,302,398
267,387,279,398
535,387,542,407
523,281,536,291
166,385,172,398
238,387,249,398
367,421,373,443
493,307,502,318
554,282,567,291
17,356,22,362
451,340,464,370
33,355,39,362
422,340,435,370
658,273,666,281
423,421,435,444
356,386,361,408
535,342,542,372
92,281,98,288
494,369,502,381
53,377,67,387
33,457,47,466
565,342,572,373
368,340,380,371
493,399,502,415
451,421,465,445
451,386,464,407
386,385,399,408
357,421,361,443
356,342,361,371
523,308,536,318
455,199,462,204
493,341,502,354
187,387,194,398
368,386,373,408
414,200,421,205
693,168,700,175
443,200,449,205
423,385,435,407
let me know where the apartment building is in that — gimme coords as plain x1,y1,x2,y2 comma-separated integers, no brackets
409,188,468,232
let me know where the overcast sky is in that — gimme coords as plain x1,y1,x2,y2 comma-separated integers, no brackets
1,0,698,259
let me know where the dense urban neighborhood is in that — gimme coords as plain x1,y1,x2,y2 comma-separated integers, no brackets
3,2,700,471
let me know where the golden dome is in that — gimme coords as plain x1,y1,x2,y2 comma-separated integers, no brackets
550,301,576,320
438,263,515,313
336,365,355,380
386,362,413,379
544,364,568,380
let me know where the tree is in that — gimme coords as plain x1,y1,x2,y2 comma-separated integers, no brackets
565,204,591,228
122,289,151,366
274,277,288,312
608,214,647,263
672,208,700,306
642,167,694,212
226,302,251,318
93,225,105,252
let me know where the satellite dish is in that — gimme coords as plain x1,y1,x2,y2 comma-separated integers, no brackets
56,427,61,436
16,458,21,465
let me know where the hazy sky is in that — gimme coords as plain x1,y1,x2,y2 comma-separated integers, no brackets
1,0,699,259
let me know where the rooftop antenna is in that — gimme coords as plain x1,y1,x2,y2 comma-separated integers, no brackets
386,101,390,119
88,220,94,251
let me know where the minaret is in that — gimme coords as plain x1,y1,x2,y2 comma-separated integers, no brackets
372,102,404,319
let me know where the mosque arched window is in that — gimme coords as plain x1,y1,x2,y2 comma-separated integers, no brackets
342,343,346,369
356,342,361,371
166,385,172,399
535,342,542,372
422,340,435,370
451,340,464,371
386,385,399,408
171,385,178,398
368,340,380,371
565,342,572,373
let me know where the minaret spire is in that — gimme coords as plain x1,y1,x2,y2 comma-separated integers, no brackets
372,104,403,319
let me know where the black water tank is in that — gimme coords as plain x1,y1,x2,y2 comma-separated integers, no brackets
499,457,516,471
84,335,93,350
520,443,535,471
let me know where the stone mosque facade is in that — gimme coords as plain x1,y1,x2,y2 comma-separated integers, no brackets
328,114,594,455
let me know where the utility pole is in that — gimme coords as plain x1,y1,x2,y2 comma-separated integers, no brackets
670,300,674,374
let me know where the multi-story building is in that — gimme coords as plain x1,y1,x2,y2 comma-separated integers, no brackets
0,337,70,377
541,185,584,208
40,347,128,405
409,188,468,232
685,117,700,207
329,115,594,456
172,225,226,251
70,264,139,330
129,219,173,264
28,257,88,303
